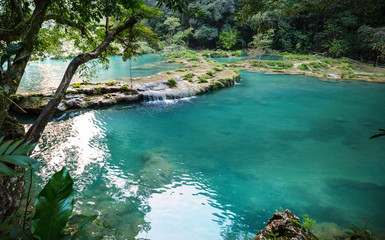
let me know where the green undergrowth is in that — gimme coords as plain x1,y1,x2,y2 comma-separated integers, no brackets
201,49,243,58
183,73,195,82
298,62,329,71
251,60,294,69
282,53,320,61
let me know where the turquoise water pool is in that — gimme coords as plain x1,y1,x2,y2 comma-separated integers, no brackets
18,55,182,93
28,71,385,239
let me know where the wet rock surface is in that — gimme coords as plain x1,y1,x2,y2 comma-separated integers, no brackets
255,210,318,240
11,70,241,115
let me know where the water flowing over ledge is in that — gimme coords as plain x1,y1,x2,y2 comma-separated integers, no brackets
11,69,241,115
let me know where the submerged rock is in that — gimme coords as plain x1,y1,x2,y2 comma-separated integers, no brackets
138,150,171,188
255,209,318,240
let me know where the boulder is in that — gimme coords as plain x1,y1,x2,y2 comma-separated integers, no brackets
255,209,318,240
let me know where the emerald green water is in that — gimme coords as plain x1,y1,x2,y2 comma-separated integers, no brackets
19,55,181,93
29,71,385,239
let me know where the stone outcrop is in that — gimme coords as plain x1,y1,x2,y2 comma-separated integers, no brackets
11,72,241,115
255,209,318,240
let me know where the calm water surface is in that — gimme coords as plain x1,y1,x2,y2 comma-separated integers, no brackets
19,55,181,93
28,71,385,239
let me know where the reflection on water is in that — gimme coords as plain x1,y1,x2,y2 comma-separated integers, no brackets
19,55,182,93
32,112,109,191
27,71,385,239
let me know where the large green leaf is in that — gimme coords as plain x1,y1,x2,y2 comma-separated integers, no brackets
31,168,74,240
0,137,38,175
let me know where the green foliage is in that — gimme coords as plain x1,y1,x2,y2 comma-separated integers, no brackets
121,85,129,91
166,78,178,87
31,168,74,240
298,64,309,71
105,81,116,86
183,73,195,81
72,83,82,88
248,29,274,60
301,214,316,231
198,75,208,83
0,137,38,176
252,60,293,69
209,80,225,90
206,70,216,77
218,29,238,50
283,54,319,61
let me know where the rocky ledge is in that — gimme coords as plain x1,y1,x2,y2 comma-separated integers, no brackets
11,69,241,115
255,209,318,240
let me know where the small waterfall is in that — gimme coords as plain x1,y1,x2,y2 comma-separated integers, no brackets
142,91,167,101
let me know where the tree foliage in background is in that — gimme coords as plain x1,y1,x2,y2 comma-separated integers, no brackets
218,28,238,50
247,29,274,61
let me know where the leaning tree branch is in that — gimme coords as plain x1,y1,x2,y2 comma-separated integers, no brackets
44,14,92,40
25,17,139,143
0,0,52,129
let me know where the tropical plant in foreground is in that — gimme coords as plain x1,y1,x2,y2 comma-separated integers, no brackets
5,167,99,240
0,136,38,176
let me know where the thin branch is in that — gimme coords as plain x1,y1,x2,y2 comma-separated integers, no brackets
44,14,92,40
0,93,27,113
105,17,110,34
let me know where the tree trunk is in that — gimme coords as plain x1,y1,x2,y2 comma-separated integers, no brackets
0,0,52,224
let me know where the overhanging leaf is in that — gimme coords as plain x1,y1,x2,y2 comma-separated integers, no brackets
32,168,74,240
0,162,20,176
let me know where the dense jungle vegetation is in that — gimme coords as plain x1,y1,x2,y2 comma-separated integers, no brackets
149,0,385,64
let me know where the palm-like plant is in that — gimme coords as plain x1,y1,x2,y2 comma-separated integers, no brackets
0,136,38,176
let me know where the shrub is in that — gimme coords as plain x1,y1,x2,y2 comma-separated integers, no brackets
183,73,195,81
121,85,129,91
206,70,216,77
209,80,225,90
105,81,116,86
298,64,310,71
198,75,208,83
72,83,81,88
165,71,171,75
167,78,177,87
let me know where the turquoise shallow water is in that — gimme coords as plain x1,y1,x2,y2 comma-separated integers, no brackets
28,71,385,239
18,55,181,93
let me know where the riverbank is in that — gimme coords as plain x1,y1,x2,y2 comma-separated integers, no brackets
11,53,241,114
11,50,385,115
224,53,385,83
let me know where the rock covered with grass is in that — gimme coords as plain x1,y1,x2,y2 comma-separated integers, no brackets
11,51,241,115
